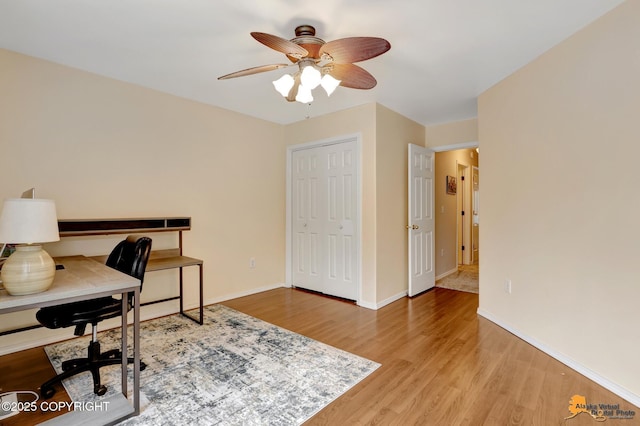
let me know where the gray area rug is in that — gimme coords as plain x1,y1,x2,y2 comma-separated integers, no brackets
44,305,380,425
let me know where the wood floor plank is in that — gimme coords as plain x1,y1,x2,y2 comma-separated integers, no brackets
1,287,637,425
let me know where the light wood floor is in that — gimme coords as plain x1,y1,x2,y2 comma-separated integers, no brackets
1,287,637,425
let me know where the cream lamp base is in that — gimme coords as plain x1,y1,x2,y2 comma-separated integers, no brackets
0,245,56,295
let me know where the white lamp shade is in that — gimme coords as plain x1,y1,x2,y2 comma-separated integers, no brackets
295,84,314,103
320,74,341,96
300,65,322,90
0,198,60,244
273,74,295,97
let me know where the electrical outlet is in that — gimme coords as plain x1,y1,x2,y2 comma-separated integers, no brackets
249,258,256,268
504,279,512,294
440,249,445,257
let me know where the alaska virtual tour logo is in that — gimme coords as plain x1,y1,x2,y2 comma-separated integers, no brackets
565,395,636,422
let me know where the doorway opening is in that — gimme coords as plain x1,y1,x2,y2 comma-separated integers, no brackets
432,143,479,294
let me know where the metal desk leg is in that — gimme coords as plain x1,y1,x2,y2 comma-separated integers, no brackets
179,264,204,325
133,287,140,415
121,293,128,399
179,266,184,316
198,264,203,324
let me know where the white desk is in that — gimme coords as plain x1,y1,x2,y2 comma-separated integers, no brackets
0,256,141,425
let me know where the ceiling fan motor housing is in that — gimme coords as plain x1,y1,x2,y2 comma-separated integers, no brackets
290,25,325,60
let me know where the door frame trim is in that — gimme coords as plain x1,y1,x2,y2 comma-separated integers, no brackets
285,133,363,304
431,141,478,152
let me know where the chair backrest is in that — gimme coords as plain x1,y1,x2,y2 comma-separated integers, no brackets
106,235,152,291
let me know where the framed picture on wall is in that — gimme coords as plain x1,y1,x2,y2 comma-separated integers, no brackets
446,175,457,195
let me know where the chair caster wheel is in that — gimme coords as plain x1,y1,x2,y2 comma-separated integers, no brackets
41,386,56,399
141,361,147,371
94,385,107,396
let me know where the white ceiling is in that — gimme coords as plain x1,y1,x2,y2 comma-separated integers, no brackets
0,0,625,126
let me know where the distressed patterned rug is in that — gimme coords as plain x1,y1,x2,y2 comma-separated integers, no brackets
44,305,380,425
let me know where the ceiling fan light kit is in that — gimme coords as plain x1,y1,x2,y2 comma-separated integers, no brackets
273,61,341,103
219,25,390,104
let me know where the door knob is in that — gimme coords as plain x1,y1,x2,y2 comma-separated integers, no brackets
406,225,420,230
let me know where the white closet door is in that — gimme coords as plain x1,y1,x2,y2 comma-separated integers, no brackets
323,142,357,300
291,140,358,300
292,148,323,293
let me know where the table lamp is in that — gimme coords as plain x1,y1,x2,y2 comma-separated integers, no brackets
0,198,60,295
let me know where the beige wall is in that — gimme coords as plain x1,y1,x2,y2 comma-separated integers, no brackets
434,148,478,277
0,47,428,346
426,118,478,148
0,49,287,351
478,0,640,403
375,104,426,302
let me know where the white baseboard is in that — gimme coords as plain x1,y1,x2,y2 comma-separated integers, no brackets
0,283,288,356
477,308,640,408
357,300,377,310
199,283,287,309
359,291,407,311
436,268,458,281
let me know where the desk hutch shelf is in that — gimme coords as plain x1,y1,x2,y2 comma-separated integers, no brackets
58,217,204,325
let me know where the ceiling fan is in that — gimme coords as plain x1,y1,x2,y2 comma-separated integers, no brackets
218,25,391,103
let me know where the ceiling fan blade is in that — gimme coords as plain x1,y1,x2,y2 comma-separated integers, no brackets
218,64,291,80
251,32,309,58
319,37,390,64
327,63,377,89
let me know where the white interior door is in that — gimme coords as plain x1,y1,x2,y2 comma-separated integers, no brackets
408,144,435,296
472,166,479,263
457,164,465,265
457,164,471,265
291,140,358,300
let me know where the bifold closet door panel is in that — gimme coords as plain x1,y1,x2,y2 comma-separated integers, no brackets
291,141,358,300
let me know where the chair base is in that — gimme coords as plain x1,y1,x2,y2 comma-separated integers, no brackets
41,340,146,399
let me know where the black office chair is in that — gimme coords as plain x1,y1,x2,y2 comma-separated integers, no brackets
36,235,152,399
